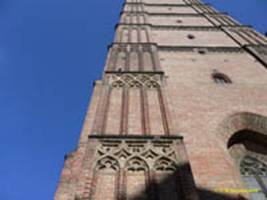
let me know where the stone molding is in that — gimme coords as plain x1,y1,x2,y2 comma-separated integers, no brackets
245,45,267,55
244,45,267,68
109,42,245,53
123,2,206,7
158,46,244,53
117,23,220,31
109,42,157,51
223,26,267,46
121,11,204,16
118,22,250,29
121,10,224,16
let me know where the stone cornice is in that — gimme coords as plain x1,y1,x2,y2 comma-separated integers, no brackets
89,134,183,140
151,25,219,31
191,3,214,7
121,11,207,17
116,23,221,31
158,46,245,53
108,42,245,54
204,12,230,16
244,45,267,68
244,44,267,48
108,42,158,51
219,25,252,29
123,2,208,7
224,26,256,31
120,11,202,16
116,22,250,30
105,71,164,75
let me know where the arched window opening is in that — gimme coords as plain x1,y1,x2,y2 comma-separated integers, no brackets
212,70,232,85
240,156,267,199
228,128,267,200
228,129,267,153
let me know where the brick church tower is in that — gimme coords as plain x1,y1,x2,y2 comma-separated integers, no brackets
55,0,267,199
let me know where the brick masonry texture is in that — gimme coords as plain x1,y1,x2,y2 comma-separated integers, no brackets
55,0,267,199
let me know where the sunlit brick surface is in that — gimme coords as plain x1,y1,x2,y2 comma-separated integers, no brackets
149,15,213,26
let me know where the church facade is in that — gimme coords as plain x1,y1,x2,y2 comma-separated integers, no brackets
55,0,267,199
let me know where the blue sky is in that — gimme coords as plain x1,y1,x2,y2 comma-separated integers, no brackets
0,0,266,199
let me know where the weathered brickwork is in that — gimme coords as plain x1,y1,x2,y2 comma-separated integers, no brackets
55,0,267,199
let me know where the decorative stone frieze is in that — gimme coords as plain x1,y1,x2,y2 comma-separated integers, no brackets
85,135,199,200
93,135,182,172
105,72,163,88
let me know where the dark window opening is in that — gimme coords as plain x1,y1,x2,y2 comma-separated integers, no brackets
212,70,232,85
198,49,206,54
187,34,195,39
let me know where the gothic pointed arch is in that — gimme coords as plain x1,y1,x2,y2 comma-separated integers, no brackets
95,156,120,172
217,112,267,145
154,156,178,172
221,112,267,199
125,156,149,172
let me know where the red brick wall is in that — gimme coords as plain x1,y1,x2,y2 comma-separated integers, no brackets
55,0,267,199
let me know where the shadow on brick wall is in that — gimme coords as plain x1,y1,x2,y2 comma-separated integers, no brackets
127,162,248,200
75,160,249,200
197,188,247,200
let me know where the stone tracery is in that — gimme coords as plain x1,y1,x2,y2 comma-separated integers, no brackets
106,73,162,88
240,156,267,176
94,138,179,171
